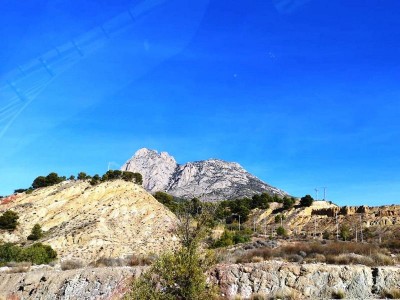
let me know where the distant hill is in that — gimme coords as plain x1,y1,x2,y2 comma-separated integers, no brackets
121,148,287,201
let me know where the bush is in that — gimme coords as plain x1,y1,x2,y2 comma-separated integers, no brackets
20,243,57,264
0,243,57,265
27,224,43,241
282,197,296,210
61,259,84,270
0,210,19,231
276,226,286,236
382,288,400,299
332,290,345,299
0,243,22,264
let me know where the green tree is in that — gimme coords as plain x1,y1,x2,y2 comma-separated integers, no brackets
28,224,43,241
32,176,47,189
0,210,19,231
154,191,179,213
45,172,64,185
282,196,296,210
77,172,90,180
90,174,101,186
300,195,314,207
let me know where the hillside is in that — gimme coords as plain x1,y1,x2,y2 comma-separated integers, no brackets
0,180,178,263
121,148,287,201
249,200,400,242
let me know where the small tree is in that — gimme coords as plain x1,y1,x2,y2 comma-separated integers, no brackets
128,203,218,299
28,224,43,241
340,224,351,241
282,196,295,210
276,226,286,236
77,172,90,180
0,210,19,231
300,195,314,207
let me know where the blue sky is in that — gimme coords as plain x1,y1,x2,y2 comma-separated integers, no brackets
0,0,399,206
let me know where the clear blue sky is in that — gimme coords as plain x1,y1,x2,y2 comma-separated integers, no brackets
1,0,399,206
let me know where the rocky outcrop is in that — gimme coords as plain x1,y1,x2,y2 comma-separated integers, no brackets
0,266,143,300
1,262,399,299
0,180,178,263
210,261,400,299
121,148,286,201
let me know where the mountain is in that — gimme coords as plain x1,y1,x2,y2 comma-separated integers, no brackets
121,148,287,201
0,180,178,263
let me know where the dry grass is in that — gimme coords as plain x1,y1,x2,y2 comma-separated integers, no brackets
90,254,154,268
61,259,84,270
233,241,394,267
6,262,31,273
381,288,400,299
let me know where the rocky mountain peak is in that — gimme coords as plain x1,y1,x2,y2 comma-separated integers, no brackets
122,149,287,201
121,148,177,192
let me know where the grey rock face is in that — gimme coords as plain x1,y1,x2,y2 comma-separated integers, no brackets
210,261,400,299
121,148,286,201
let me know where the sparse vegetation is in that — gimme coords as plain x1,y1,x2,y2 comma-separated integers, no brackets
232,241,395,267
61,259,84,270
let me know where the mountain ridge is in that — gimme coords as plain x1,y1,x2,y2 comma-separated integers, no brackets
121,148,287,201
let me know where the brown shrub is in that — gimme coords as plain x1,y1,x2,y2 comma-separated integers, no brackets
61,259,84,270
6,262,31,273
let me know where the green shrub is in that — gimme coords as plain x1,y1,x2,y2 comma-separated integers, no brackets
27,224,43,241
0,243,22,264
20,243,57,265
0,243,57,265
0,210,19,231
276,226,286,236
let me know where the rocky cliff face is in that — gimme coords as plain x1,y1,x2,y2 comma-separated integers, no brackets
0,180,178,263
210,261,400,299
1,262,399,299
121,148,286,201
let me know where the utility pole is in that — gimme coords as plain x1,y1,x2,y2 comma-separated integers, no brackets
253,217,256,233
238,215,241,232
360,215,363,243
322,187,327,200
314,217,317,239
264,218,267,236
336,212,339,240
355,224,358,242
315,188,319,201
